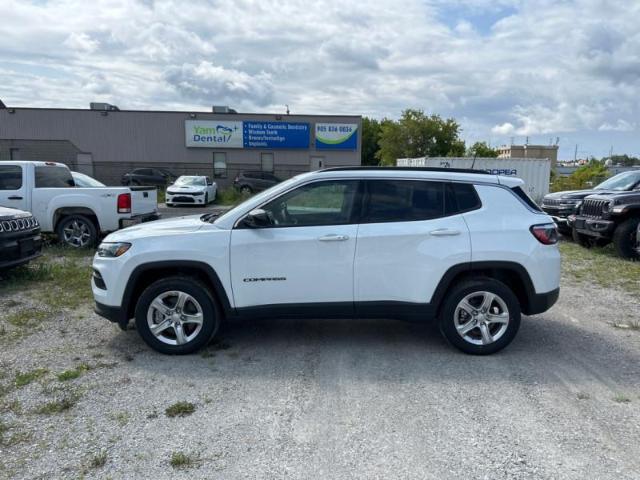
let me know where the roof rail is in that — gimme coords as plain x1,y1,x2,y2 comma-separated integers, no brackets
320,166,491,175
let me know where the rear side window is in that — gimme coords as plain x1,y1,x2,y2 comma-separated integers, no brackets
511,186,542,212
0,165,23,190
363,180,444,223
35,166,75,188
445,183,482,215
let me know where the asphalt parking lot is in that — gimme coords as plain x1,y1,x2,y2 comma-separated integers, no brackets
1,244,639,479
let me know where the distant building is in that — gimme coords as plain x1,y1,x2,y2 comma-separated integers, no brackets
0,102,362,187
498,144,558,166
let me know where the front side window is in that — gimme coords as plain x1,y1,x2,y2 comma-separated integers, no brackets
362,180,444,223
35,166,75,188
260,180,359,227
0,165,23,190
213,152,227,178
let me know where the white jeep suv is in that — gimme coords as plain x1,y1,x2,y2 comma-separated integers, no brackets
92,167,560,355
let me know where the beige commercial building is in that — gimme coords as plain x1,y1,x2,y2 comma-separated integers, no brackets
498,144,558,166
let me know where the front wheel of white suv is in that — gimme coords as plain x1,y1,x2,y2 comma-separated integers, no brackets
134,276,220,354
439,278,521,355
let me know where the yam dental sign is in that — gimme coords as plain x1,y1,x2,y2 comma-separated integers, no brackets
185,120,310,149
185,120,358,150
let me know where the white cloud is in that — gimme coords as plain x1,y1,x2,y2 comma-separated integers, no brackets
492,122,515,135
598,119,635,132
0,0,639,158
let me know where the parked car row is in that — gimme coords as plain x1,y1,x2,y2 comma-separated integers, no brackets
542,170,640,259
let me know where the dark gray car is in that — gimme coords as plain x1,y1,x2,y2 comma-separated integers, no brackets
233,171,281,194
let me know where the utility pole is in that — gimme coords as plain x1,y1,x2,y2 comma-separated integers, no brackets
574,144,578,162
609,145,613,159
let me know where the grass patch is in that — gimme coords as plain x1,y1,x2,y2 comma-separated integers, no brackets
6,308,49,329
216,187,251,206
14,368,49,388
165,401,196,418
613,393,631,404
0,422,31,447
36,393,80,414
560,242,640,296
170,451,199,469
89,450,108,469
57,364,90,382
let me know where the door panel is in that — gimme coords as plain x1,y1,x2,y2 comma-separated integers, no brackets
230,225,358,308
354,216,471,305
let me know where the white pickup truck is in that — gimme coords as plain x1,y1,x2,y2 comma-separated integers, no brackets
0,161,159,247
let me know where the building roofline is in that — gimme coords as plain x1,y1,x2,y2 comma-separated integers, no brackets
1,106,361,119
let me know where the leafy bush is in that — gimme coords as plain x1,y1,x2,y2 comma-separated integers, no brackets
551,162,609,192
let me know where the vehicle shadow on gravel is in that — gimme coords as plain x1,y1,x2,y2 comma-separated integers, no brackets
105,313,640,387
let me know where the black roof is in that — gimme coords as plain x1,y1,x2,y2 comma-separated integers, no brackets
321,166,491,175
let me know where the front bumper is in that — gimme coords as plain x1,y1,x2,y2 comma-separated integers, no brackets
94,301,129,331
166,193,206,205
119,212,160,229
0,231,43,270
568,215,615,238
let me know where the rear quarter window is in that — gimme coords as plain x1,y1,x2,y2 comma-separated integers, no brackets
445,183,481,215
511,186,542,212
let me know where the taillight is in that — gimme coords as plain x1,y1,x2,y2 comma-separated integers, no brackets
530,223,558,245
117,193,131,213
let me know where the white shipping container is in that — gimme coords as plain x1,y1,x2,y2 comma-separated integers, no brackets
396,157,551,202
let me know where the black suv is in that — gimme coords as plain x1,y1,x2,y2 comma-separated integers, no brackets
121,168,176,187
233,171,281,194
542,170,640,235
0,206,42,270
568,170,640,259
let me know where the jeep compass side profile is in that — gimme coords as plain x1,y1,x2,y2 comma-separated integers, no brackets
93,167,560,355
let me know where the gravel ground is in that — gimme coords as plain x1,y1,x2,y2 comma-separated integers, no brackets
1,257,640,479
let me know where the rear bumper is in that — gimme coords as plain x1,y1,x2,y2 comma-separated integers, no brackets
119,212,160,229
94,301,129,330
525,287,560,315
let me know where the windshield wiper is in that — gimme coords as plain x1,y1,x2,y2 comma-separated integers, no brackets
201,212,221,223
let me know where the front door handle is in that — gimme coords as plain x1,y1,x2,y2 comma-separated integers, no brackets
8,196,23,200
318,234,350,242
430,228,461,237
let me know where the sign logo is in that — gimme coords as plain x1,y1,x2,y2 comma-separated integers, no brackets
315,123,358,150
185,120,243,148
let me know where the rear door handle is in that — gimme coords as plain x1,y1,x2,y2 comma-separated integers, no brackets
8,196,23,200
318,234,350,242
429,228,461,237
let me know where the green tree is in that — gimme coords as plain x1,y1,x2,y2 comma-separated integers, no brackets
609,154,640,166
376,109,465,165
467,141,498,157
361,117,382,166
551,160,610,192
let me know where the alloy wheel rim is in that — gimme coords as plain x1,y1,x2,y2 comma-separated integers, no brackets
454,291,510,346
147,291,204,346
62,220,91,247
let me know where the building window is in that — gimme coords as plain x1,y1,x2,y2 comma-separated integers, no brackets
261,153,274,172
213,152,227,178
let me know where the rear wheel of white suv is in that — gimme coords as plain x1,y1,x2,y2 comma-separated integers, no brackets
134,276,220,354
439,278,521,355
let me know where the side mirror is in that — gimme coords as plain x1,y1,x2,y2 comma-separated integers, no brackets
243,208,271,228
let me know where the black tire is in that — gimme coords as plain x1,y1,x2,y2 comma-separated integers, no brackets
55,214,98,248
240,185,252,195
439,278,521,355
203,193,209,206
166,203,175,208
572,228,594,248
134,276,221,355
612,218,640,260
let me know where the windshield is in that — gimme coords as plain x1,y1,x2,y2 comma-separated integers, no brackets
213,174,305,224
595,171,640,191
175,176,206,186
72,172,106,187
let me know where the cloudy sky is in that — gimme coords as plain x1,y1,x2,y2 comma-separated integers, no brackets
1,0,638,160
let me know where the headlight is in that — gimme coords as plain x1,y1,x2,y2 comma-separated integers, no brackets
97,242,131,257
